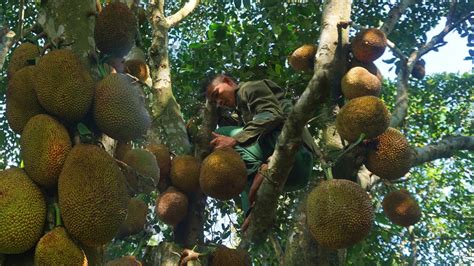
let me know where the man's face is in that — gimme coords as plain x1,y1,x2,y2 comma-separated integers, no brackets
207,79,236,108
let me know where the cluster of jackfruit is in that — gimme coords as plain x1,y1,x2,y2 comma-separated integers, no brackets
1,3,153,262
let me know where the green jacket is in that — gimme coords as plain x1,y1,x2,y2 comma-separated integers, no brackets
231,79,317,154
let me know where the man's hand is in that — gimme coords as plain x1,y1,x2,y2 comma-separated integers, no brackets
210,132,237,149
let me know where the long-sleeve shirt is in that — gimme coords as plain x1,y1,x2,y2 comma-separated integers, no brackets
231,79,316,153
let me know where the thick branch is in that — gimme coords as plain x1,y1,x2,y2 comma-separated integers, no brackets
239,0,351,247
380,0,416,35
0,29,16,70
389,62,409,127
166,0,200,28
413,136,474,166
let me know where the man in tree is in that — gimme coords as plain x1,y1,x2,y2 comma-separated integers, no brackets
202,74,316,230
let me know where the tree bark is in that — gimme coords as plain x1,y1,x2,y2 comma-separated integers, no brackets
0,28,15,70
240,0,352,247
413,136,474,166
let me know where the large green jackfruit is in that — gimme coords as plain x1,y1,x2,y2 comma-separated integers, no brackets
0,168,46,254
382,189,421,226
6,66,45,134
211,246,251,266
306,179,374,249
116,198,148,239
35,49,95,122
58,144,128,247
34,227,88,266
365,128,413,180
146,144,171,191
200,148,247,200
122,148,160,186
7,42,39,79
336,96,390,142
155,187,188,226
94,2,137,57
351,28,387,63
94,73,151,141
341,66,381,99
170,155,201,194
21,114,72,188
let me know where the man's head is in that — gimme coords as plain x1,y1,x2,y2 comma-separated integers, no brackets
202,74,238,108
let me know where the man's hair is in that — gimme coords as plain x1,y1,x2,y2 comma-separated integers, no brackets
199,73,237,99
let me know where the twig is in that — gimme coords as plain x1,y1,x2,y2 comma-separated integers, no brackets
18,0,25,38
166,0,200,28
386,39,407,61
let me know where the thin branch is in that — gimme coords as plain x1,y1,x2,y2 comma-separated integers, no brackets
389,63,409,127
386,39,407,61
18,0,26,38
417,10,473,58
239,0,351,247
412,136,474,166
380,0,416,35
166,0,200,28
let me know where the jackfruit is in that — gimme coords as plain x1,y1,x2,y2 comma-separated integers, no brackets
116,198,148,239
58,144,128,247
106,256,142,266
146,144,171,191
35,49,95,122
341,66,381,99
350,59,383,82
306,179,374,249
351,28,387,63
124,59,150,83
122,148,160,186
21,114,72,188
211,246,251,266
365,128,413,180
34,227,88,266
155,187,188,226
0,168,46,254
115,141,132,161
336,96,390,142
288,44,317,72
6,66,45,134
200,148,247,200
7,42,39,79
170,155,201,194
411,59,426,80
95,2,137,57
382,189,421,226
93,73,151,141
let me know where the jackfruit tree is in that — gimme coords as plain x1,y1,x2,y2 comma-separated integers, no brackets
0,0,473,265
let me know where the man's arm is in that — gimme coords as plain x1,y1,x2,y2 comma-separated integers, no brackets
233,81,285,145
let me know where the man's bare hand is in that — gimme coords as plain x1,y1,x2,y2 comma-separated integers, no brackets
210,132,237,149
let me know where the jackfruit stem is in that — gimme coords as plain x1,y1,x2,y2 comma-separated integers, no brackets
54,203,62,227
333,133,366,164
324,167,334,180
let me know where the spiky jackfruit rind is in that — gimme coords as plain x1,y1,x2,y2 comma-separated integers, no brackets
341,66,381,100
156,187,188,226
115,141,132,161
94,3,137,57
350,59,383,82
6,66,45,134
117,198,148,239
124,59,150,83
382,189,421,226
58,144,128,247
34,227,87,265
0,168,46,254
93,73,151,141
336,96,390,142
306,179,374,249
200,148,247,200
351,28,387,63
106,256,142,266
35,49,95,122
21,114,72,188
7,42,39,79
411,60,426,80
170,155,201,194
122,148,160,184
365,128,413,180
146,144,171,187
211,246,251,266
288,44,318,72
